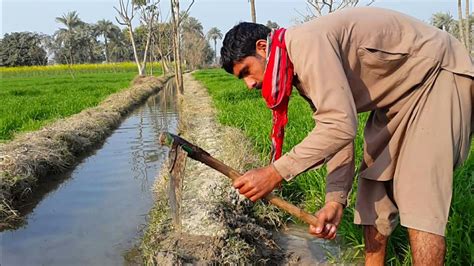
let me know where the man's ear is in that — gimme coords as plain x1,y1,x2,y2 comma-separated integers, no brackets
255,39,267,58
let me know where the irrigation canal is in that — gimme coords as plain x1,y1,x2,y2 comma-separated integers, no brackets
0,80,178,265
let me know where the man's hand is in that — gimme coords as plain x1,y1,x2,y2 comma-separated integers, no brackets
309,201,344,240
233,165,283,202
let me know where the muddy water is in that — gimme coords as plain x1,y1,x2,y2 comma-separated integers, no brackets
0,81,178,266
274,224,341,264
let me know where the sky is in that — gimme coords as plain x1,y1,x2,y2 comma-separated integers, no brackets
0,0,466,49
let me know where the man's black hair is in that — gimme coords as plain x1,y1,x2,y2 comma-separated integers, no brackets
220,22,271,74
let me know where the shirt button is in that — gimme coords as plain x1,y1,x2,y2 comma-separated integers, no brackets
340,194,344,198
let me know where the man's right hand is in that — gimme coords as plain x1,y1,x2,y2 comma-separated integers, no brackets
309,201,344,240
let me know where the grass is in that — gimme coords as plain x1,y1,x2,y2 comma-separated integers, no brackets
193,68,473,265
0,62,162,141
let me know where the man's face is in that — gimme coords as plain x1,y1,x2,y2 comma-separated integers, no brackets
232,39,267,90
232,55,266,89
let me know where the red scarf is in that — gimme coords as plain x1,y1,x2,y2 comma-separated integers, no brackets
261,28,294,162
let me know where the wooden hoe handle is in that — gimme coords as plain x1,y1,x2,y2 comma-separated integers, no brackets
159,132,319,227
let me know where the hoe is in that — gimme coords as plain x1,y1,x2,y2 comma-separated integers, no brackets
159,131,319,228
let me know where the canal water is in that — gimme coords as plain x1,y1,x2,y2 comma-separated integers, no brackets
0,81,178,266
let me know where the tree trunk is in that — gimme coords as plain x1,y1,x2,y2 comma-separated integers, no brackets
68,33,74,65
89,41,95,63
173,30,184,93
157,46,168,75
458,0,467,47
163,55,171,74
69,48,74,65
141,14,156,76
155,32,170,75
63,54,76,79
214,39,217,65
104,35,109,63
150,36,155,76
465,0,471,52
250,0,256,23
171,0,184,94
127,24,145,76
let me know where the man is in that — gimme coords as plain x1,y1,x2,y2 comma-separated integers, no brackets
220,7,473,265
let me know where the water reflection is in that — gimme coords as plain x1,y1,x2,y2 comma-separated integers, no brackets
0,81,178,266
129,79,178,188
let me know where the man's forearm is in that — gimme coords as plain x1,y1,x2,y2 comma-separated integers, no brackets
325,142,355,206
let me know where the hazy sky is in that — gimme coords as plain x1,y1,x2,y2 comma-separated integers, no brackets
0,0,463,45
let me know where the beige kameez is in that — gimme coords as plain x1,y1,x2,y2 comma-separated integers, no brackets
272,7,473,236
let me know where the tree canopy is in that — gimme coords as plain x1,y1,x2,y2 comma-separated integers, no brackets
0,32,48,66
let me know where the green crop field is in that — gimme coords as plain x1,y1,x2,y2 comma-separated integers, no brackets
193,68,473,265
0,62,162,141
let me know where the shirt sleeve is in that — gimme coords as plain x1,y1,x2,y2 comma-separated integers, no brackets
325,142,355,206
272,32,358,183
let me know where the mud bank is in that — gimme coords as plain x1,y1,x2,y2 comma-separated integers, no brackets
0,75,173,227
140,73,305,264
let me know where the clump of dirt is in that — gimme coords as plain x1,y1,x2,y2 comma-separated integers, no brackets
140,73,299,264
0,74,173,228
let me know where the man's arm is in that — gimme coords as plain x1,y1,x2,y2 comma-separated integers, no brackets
325,142,355,206
272,32,358,181
306,142,354,240
234,31,357,217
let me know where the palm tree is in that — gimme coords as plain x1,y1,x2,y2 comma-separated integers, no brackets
431,12,454,32
96,19,120,63
206,27,222,65
55,11,83,31
76,23,101,63
55,11,83,64
109,32,131,62
182,15,204,36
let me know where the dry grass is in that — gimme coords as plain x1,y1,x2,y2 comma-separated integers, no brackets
0,75,173,227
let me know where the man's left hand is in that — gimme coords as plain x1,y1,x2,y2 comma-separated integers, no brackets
309,201,344,240
233,165,283,202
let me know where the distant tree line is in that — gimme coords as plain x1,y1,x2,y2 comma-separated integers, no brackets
0,32,48,66
0,10,215,68
3,0,470,68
